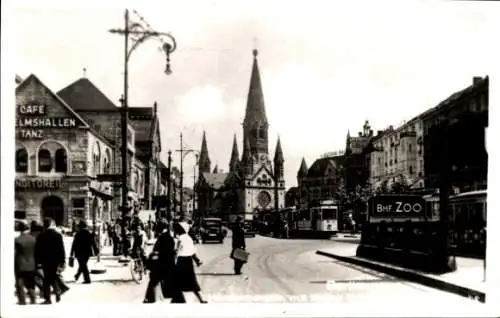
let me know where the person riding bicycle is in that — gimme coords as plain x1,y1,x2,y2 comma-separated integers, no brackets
131,223,147,272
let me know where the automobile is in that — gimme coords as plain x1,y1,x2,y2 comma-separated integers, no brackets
201,217,224,243
243,220,256,238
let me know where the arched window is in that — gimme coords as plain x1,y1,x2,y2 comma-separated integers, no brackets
38,149,52,172
16,148,28,173
54,148,67,173
259,127,266,140
104,149,111,173
93,143,101,176
251,128,258,139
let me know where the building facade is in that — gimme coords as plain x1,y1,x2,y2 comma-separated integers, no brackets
197,50,286,222
344,121,373,191
369,117,426,191
422,76,489,191
296,152,344,209
15,75,114,227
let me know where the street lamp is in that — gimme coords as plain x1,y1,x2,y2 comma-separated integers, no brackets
109,9,176,247
175,132,199,216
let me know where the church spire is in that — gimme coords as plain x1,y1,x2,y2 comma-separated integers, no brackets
298,157,308,178
243,49,268,126
273,136,284,164
273,136,284,181
229,134,240,172
199,131,211,174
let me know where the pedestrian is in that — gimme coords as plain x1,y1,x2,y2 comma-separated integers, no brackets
34,218,66,304
29,221,45,299
231,217,246,275
173,222,207,303
70,220,98,284
15,220,37,305
179,218,203,266
143,219,182,303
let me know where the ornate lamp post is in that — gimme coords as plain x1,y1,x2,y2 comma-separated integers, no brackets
109,9,177,248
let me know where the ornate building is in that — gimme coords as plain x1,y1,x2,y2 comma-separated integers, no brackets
196,50,285,222
344,121,373,191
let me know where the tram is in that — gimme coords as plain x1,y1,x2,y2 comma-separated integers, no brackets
291,201,339,237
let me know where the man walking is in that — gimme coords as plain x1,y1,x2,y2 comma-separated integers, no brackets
15,221,37,305
35,218,66,304
231,217,246,275
70,221,98,284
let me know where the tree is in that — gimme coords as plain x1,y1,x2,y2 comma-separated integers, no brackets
390,173,411,194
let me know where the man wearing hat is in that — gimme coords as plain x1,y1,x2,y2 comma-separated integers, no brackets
15,220,37,304
231,217,247,275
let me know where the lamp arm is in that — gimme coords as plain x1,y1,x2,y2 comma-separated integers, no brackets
126,31,177,63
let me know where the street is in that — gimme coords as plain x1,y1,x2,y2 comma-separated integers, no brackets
57,235,474,306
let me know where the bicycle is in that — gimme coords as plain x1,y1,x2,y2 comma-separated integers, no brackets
128,250,145,284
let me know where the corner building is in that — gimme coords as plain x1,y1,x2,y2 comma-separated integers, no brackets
15,75,115,226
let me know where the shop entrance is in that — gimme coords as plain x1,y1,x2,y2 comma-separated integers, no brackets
41,195,65,226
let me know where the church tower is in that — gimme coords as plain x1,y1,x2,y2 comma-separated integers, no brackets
229,134,240,173
199,131,211,174
242,49,270,171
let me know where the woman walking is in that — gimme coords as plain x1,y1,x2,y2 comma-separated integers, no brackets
173,222,207,303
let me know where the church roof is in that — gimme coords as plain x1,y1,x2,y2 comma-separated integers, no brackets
243,49,268,125
201,172,229,190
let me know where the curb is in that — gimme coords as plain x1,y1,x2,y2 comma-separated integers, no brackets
316,250,485,303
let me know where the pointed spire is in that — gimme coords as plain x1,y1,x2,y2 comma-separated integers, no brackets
229,134,240,172
242,135,251,163
274,136,284,163
298,157,308,178
244,49,268,125
199,131,211,174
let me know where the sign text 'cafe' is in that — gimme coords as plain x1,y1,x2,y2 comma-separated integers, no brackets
16,104,77,139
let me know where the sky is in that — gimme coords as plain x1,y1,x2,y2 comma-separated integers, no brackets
5,0,500,189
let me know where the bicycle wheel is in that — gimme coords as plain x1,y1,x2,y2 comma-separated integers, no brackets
129,258,143,283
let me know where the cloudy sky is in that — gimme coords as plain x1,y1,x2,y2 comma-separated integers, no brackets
6,0,500,188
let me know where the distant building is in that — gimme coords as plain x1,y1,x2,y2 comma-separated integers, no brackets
369,116,426,191
285,187,299,208
422,76,488,191
296,154,344,209
344,120,373,192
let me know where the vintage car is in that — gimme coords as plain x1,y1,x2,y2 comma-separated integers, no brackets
243,220,256,238
201,217,224,243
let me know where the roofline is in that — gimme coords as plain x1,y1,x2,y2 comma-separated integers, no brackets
16,74,91,129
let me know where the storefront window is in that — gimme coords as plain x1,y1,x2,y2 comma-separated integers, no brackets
16,148,28,173
72,198,85,218
38,149,52,172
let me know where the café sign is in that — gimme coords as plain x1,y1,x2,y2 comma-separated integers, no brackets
15,177,63,190
16,104,77,139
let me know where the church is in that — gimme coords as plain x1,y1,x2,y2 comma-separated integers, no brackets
196,49,285,222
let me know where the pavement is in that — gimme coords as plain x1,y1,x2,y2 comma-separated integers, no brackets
9,234,485,312
316,243,486,302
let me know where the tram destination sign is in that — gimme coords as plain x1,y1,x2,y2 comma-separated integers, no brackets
369,195,427,219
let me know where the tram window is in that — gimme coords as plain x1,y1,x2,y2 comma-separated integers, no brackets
322,208,336,219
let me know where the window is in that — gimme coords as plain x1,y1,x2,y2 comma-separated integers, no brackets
134,171,139,192
259,128,266,140
55,148,67,172
251,128,258,139
93,143,101,176
72,198,85,218
16,148,28,173
38,149,52,172
409,166,413,175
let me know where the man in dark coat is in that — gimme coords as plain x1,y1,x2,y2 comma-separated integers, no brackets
231,217,246,275
143,219,182,303
35,218,66,304
29,221,45,299
70,220,97,284
15,220,37,305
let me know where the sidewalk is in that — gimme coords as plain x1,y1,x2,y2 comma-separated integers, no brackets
316,244,486,303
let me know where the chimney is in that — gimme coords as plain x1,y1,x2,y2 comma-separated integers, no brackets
358,132,362,137
389,125,394,131
377,130,384,136
369,129,374,136
473,76,482,85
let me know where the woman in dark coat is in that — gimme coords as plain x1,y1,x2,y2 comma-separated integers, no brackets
173,222,207,303
143,219,182,303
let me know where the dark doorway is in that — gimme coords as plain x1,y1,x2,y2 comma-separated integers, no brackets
41,195,65,226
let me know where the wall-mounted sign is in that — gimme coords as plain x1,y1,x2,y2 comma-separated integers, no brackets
16,104,78,139
15,178,63,190
89,180,113,196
